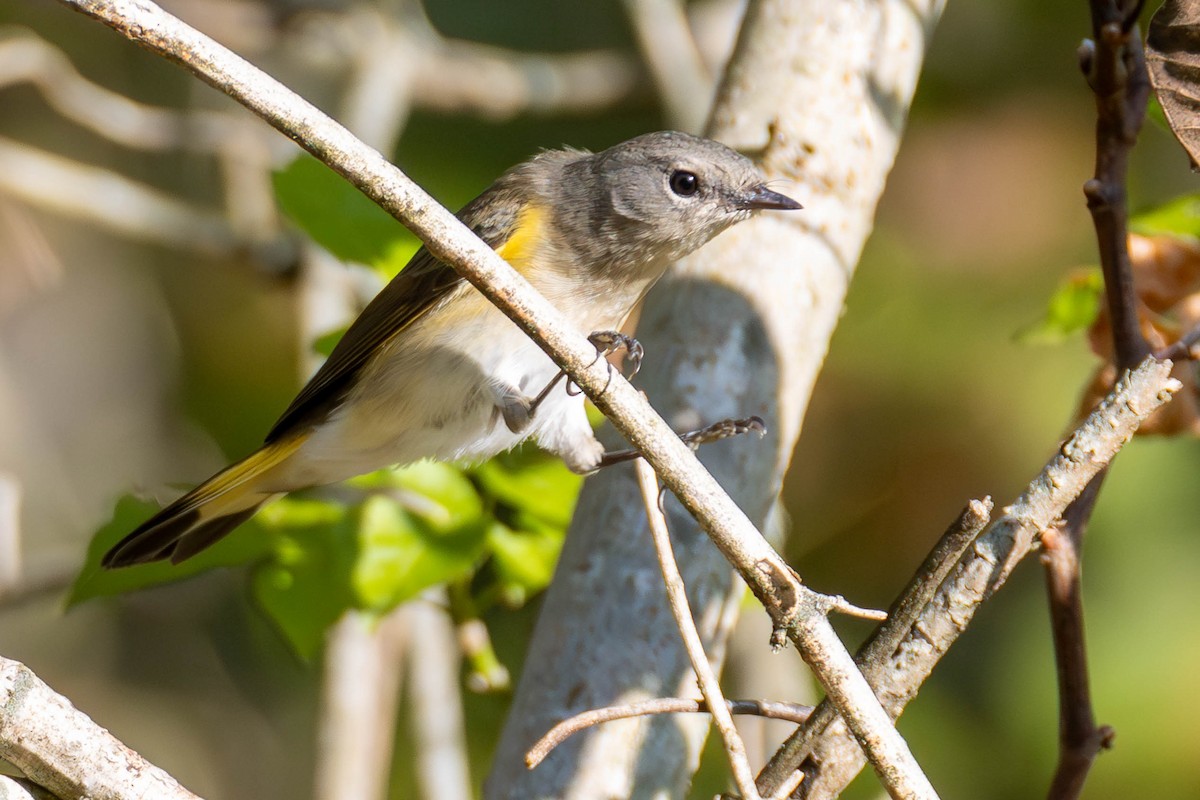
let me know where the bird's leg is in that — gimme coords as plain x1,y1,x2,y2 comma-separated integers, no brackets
593,416,767,470
528,330,643,415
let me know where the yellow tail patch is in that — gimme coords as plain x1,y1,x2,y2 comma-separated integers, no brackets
175,432,307,516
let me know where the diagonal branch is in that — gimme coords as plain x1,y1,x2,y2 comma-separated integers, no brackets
56,1,935,796
756,358,1179,799
0,656,202,799
1041,5,1154,797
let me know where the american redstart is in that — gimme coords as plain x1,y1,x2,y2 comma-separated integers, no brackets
102,131,801,567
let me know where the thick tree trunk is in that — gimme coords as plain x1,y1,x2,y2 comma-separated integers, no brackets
485,2,945,798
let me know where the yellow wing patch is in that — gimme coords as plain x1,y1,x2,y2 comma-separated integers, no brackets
494,203,547,272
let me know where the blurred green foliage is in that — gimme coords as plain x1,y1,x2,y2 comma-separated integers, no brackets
6,1,1200,799
75,155,583,660
1017,268,1104,344
1132,192,1200,239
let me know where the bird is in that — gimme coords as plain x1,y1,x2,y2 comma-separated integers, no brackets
102,130,801,568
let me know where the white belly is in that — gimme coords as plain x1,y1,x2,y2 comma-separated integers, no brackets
274,297,584,488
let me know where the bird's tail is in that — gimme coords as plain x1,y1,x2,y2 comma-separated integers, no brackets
102,436,306,568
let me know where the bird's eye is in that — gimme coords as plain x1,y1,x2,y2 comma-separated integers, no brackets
669,170,699,197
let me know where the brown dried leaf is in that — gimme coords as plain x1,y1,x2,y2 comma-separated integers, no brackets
1147,0,1200,168
1081,234,1200,436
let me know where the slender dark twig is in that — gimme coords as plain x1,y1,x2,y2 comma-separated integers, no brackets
634,458,761,800
526,697,815,769
1042,475,1116,800
1039,3,1153,797
1081,0,1152,371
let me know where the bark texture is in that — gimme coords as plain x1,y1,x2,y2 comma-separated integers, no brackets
485,2,945,798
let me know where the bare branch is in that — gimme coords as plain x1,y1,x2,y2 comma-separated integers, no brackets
527,697,815,770
635,457,761,800
448,581,511,693
406,595,472,800
53,3,936,796
0,775,58,800
291,9,643,121
0,474,19,596
757,357,1180,799
1041,476,1115,800
0,136,246,257
0,30,238,152
620,0,713,132
1081,3,1152,369
0,656,202,800
490,0,949,795
314,610,407,800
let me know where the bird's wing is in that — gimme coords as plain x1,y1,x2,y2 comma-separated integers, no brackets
264,189,527,443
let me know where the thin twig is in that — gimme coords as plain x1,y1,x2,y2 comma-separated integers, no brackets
0,28,234,152
293,9,643,121
1154,320,1200,361
527,697,815,769
1081,2,1152,370
1041,475,1115,800
635,457,761,800
1036,5,1154,796
756,358,1179,799
620,0,713,132
448,580,511,693
0,136,256,257
760,499,992,796
56,4,938,796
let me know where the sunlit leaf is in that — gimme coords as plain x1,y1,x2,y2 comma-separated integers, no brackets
373,237,425,280
312,326,347,357
470,448,582,528
351,494,489,612
252,498,358,660
485,518,565,602
352,462,485,532
1132,194,1200,239
1016,269,1104,344
273,155,420,268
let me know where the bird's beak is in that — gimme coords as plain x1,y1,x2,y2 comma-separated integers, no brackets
740,185,803,211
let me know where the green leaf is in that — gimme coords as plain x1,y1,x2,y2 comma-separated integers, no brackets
485,519,565,602
1131,194,1200,239
470,448,582,528
1147,94,1171,134
351,493,489,612
69,494,275,607
252,497,358,660
312,326,347,357
1016,269,1104,345
372,237,424,280
273,155,420,268
352,462,485,532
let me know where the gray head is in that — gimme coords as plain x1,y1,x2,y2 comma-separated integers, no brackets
539,131,801,273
